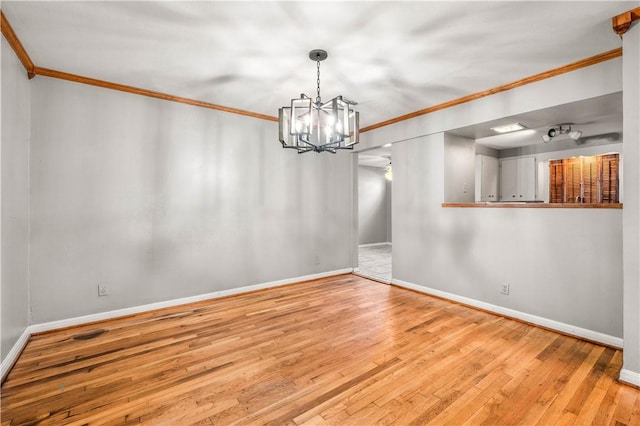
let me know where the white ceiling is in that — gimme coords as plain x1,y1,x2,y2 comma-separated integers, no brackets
2,1,633,171
2,1,635,131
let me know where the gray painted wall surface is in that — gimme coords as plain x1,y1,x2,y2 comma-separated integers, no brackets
444,134,475,203
1,38,31,361
358,166,391,245
386,178,392,243
365,58,628,346
28,77,353,323
393,134,623,337
622,22,640,377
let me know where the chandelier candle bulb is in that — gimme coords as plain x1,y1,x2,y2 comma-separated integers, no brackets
278,49,359,154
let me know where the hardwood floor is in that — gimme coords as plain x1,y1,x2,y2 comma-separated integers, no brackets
2,274,639,425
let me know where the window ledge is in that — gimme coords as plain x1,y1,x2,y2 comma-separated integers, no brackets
442,202,623,209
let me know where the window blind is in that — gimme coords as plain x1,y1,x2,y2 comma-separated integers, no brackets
549,159,564,203
548,153,619,204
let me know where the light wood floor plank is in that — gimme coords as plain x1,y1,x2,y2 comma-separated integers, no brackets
1,274,638,425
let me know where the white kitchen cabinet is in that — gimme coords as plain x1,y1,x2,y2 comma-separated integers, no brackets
500,157,536,201
475,155,499,202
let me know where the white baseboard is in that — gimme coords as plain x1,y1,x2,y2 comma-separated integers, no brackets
29,268,353,334
6,271,632,384
619,369,640,387
1,327,30,382
359,242,392,248
1,268,352,382
392,278,623,349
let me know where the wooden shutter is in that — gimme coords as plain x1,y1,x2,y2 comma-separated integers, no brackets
600,153,619,203
548,153,620,205
582,156,598,203
549,160,564,203
565,157,582,203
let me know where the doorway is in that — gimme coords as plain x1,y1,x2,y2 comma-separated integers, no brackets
356,146,392,283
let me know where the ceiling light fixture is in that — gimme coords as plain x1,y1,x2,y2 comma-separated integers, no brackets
385,162,393,181
490,123,527,133
279,49,359,153
542,124,582,143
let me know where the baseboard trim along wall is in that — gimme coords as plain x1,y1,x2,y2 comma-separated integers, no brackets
391,278,624,349
0,328,30,382
1,268,352,382
5,271,635,386
619,369,640,387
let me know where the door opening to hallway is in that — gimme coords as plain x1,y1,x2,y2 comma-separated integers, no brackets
358,244,392,282
356,146,392,283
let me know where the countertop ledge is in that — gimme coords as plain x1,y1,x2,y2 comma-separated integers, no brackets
442,202,623,209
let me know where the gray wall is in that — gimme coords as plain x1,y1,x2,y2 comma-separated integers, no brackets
358,166,391,245
444,133,475,203
622,21,640,379
393,133,623,337
28,77,353,323
386,178,392,243
363,58,628,346
1,38,31,360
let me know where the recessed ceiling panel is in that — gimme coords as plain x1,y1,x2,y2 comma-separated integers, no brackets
449,93,623,150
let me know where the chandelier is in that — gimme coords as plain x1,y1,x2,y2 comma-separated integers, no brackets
279,49,359,153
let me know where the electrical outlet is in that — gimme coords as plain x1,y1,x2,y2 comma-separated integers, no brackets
314,255,320,265
98,284,109,297
463,183,468,193
501,283,510,295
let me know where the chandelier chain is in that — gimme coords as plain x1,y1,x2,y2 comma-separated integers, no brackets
316,59,321,103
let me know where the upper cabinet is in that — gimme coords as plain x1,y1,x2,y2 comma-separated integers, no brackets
475,155,499,202
500,157,536,201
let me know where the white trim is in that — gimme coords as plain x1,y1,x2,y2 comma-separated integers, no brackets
358,242,392,248
619,369,640,387
1,328,30,382
29,269,352,334
3,269,349,380
392,278,623,349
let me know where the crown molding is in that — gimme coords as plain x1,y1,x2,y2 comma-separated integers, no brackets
1,11,277,121
612,6,640,36
33,67,278,122
0,11,624,128
360,48,622,133
0,10,35,78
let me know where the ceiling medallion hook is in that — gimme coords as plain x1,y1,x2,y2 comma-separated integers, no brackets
309,49,328,62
